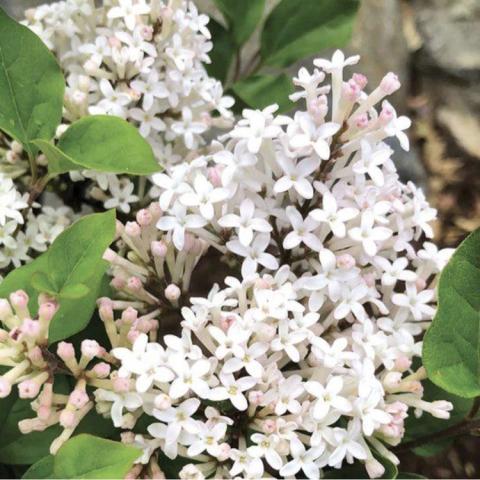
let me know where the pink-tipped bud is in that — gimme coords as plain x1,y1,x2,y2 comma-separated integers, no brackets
394,355,412,372
127,276,142,292
154,393,171,410
248,390,264,405
151,241,168,257
0,299,13,319
108,36,122,48
148,202,162,218
255,278,271,289
81,340,100,358
217,442,231,462
353,73,368,89
111,276,126,290
263,419,277,434
39,302,57,323
121,307,138,324
21,319,40,337
363,273,376,287
18,380,41,399
220,314,236,332
136,209,152,227
353,113,369,129
113,377,130,393
57,342,75,361
183,234,196,253
139,25,153,40
379,103,395,124
125,221,141,237
28,346,44,364
103,249,117,263
37,405,51,421
164,284,181,302
10,290,29,309
69,389,89,409
59,409,76,428
415,277,427,291
343,79,361,101
380,72,401,94
337,253,356,269
0,378,12,398
92,362,111,378
383,371,402,389
115,220,124,238
207,166,222,187
127,329,140,344
98,299,114,322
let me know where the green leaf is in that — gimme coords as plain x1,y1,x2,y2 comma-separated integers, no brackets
23,455,54,479
214,0,265,46
54,115,160,175
0,211,116,343
205,19,236,83
52,435,140,479
31,271,58,296
0,8,64,155
261,0,360,67
403,379,473,456
423,228,480,397
46,210,116,342
232,74,294,113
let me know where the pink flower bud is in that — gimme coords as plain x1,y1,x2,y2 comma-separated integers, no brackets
98,299,114,322
0,299,13,319
151,240,168,257
394,355,412,372
103,249,117,262
255,278,271,289
154,393,171,410
127,329,141,344
220,315,236,332
122,307,138,324
164,284,181,302
10,290,29,309
217,442,231,462
81,340,100,358
39,302,57,323
379,103,395,124
60,409,76,428
183,233,196,253
121,431,136,443
363,273,376,287
207,166,223,187
127,277,143,292
57,342,75,360
0,378,12,398
125,221,141,237
380,72,401,94
148,202,162,218
21,319,40,337
263,419,277,434
37,405,51,420
139,25,153,40
415,277,427,291
343,79,360,101
353,113,369,129
113,377,130,393
18,380,41,399
108,36,121,48
92,362,111,378
111,276,126,290
28,346,44,364
136,209,152,226
366,458,385,479
430,400,453,419
337,253,356,269
353,73,368,89
69,389,89,408
248,390,264,405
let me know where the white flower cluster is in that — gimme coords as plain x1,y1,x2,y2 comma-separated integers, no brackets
93,52,454,478
24,0,233,212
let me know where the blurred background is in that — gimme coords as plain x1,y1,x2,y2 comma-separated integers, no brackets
0,0,479,477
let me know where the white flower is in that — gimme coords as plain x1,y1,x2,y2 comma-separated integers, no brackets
94,389,143,428
309,190,358,238
209,372,256,411
107,0,150,31
375,256,416,287
248,433,283,471
274,156,319,199
314,49,360,73
280,439,323,479
187,422,227,457
305,376,352,420
169,358,211,399
219,198,271,246
157,203,207,250
283,206,322,251
383,101,411,151
392,284,435,320
180,174,227,220
325,421,367,468
349,211,392,256
352,141,392,187
227,233,278,278
129,106,165,137
223,341,268,378
0,177,28,226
